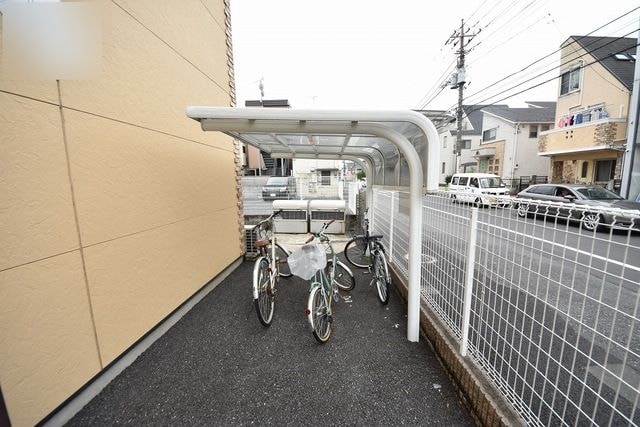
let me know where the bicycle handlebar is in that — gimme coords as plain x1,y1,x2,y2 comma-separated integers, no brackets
253,209,283,230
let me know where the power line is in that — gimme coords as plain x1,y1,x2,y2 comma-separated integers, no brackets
461,6,640,104
462,40,640,117
464,28,639,106
424,31,639,128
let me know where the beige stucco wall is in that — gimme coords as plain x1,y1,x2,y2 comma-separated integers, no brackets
0,1,239,425
556,39,631,123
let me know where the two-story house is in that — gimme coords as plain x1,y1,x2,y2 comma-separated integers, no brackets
479,102,556,179
538,36,636,186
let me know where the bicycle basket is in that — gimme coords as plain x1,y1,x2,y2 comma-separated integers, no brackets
288,242,327,280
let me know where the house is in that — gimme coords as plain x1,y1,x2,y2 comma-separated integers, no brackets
538,36,636,186
0,2,237,425
478,102,556,179
433,103,554,184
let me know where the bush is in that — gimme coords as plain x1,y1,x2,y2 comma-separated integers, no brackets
444,175,453,184
356,171,366,180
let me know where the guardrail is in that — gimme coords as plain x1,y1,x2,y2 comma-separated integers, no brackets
371,189,640,426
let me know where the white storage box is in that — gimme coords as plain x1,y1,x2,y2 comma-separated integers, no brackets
272,200,309,233
309,200,346,234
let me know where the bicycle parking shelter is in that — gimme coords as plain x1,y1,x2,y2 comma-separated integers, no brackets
187,107,439,342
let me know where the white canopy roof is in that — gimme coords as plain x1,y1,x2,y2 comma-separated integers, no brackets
186,107,440,342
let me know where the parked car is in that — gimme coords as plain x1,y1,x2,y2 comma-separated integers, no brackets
515,184,640,231
448,173,510,207
261,176,297,201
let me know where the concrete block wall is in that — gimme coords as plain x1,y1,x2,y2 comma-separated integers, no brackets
0,1,239,425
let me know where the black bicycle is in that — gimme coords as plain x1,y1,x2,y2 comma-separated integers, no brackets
344,209,391,304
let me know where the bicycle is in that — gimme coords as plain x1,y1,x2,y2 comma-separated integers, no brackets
251,209,292,327
344,208,391,304
304,220,355,343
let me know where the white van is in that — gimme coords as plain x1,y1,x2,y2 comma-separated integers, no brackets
448,173,510,207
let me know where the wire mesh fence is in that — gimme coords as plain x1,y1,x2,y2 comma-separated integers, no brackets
372,188,640,426
241,176,360,216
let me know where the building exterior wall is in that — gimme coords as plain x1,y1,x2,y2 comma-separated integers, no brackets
513,124,551,178
0,1,238,425
556,41,630,124
480,115,514,177
542,37,632,185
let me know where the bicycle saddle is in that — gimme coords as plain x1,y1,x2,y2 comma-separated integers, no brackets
254,239,270,248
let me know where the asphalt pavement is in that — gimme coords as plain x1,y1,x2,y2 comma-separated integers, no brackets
68,253,474,426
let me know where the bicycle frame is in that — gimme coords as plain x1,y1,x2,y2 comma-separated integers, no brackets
252,218,280,298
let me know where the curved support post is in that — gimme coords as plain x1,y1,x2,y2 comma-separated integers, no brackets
201,119,423,342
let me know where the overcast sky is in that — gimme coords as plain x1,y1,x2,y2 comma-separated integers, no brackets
230,0,639,112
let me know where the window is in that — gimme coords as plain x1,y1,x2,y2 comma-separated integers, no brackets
595,159,616,182
541,124,550,132
494,165,499,173
442,162,446,174
560,66,581,95
320,170,331,185
529,185,555,195
452,176,460,185
482,128,497,142
529,125,538,138
458,177,469,186
581,161,589,178
462,139,471,150
442,136,447,148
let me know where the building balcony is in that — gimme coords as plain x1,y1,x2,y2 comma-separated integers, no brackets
538,117,627,156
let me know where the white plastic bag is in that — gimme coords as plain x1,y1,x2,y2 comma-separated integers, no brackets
288,242,327,280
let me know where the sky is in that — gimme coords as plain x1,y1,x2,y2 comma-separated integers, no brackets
230,0,640,113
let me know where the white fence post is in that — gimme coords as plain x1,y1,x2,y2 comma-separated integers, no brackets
460,207,479,357
388,192,395,260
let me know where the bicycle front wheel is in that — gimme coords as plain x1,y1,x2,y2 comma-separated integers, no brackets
326,260,355,291
344,237,370,268
253,257,274,326
275,243,292,278
373,250,390,305
307,286,332,343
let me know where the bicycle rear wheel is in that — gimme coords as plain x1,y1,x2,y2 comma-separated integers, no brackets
372,250,390,305
253,257,274,326
275,243,292,277
307,286,332,343
326,260,355,291
344,236,370,268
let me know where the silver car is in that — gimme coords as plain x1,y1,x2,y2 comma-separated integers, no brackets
515,184,640,231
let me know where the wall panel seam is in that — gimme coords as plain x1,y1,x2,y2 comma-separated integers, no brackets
110,0,231,97
0,89,235,153
198,0,225,32
56,80,105,369
82,206,239,249
0,248,80,274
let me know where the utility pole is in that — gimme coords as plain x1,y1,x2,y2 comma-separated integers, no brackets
620,19,640,201
446,19,477,173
